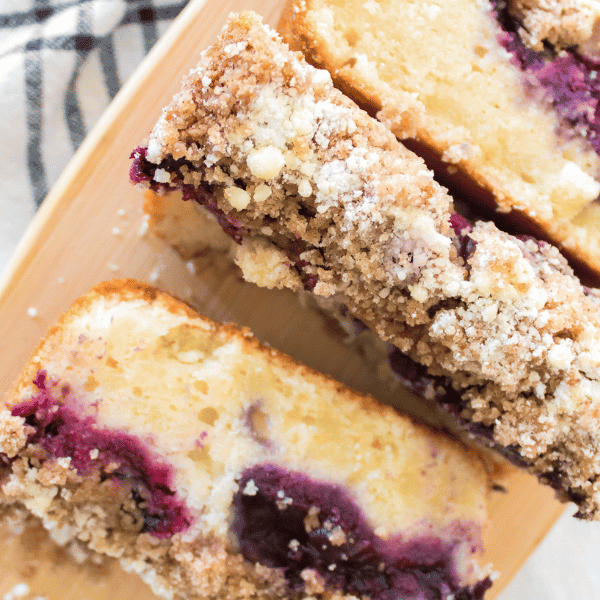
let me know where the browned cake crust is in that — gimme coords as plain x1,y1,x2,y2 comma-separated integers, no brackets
132,12,600,519
283,0,600,281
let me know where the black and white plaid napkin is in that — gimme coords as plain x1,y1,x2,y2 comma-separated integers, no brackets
0,0,189,271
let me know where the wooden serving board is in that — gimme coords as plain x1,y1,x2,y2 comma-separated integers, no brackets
0,0,566,597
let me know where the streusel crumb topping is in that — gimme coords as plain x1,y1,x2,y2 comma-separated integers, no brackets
1,274,490,599
135,11,600,518
509,0,600,51
0,411,28,458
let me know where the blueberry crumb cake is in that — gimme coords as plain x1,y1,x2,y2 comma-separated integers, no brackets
282,0,600,279
131,11,600,520
0,280,492,600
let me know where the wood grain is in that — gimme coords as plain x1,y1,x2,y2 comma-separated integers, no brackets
0,0,566,597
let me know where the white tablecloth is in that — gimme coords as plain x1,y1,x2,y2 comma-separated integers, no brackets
1,1,600,599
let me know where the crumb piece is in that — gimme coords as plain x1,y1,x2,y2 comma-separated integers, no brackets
300,569,326,595
247,146,285,180
27,308,37,318
298,180,312,197
234,238,302,291
3,583,30,600
0,411,28,458
225,187,251,209
36,457,72,486
275,490,293,510
253,184,272,203
304,506,320,532
547,342,573,370
242,479,258,496
154,168,171,183
328,526,347,546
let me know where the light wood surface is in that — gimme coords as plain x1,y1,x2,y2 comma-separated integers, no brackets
0,0,566,597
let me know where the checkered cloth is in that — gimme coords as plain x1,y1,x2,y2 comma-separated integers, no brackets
0,0,188,271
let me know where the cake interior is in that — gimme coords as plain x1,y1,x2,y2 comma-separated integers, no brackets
491,1,600,213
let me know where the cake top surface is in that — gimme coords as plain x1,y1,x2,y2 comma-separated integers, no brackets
143,11,454,261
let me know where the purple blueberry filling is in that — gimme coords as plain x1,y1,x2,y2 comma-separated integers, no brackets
6,371,192,538
389,339,595,517
131,147,249,243
542,467,588,516
338,303,370,336
282,238,320,291
490,0,600,155
131,146,319,290
233,464,491,600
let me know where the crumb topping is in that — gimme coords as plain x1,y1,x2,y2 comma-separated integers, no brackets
0,411,28,458
508,0,600,51
135,12,600,518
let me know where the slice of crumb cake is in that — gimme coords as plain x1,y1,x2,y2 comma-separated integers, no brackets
0,280,492,600
131,11,600,520
283,0,600,279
